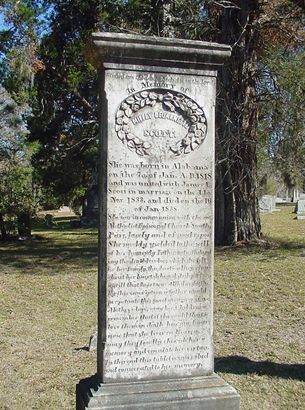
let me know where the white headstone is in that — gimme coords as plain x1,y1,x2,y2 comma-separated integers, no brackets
295,199,305,219
259,195,278,213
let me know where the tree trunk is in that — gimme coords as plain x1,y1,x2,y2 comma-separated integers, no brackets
0,212,7,241
215,0,261,245
17,212,31,237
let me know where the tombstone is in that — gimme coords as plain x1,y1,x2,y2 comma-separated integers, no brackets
81,185,99,227
259,195,278,213
76,33,239,409
43,213,57,228
295,199,305,219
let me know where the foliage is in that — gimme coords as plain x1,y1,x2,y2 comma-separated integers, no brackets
0,85,37,239
0,1,49,238
202,0,305,243
107,0,304,243
2,0,303,243
258,47,305,190
0,0,47,103
28,0,116,208
0,162,35,215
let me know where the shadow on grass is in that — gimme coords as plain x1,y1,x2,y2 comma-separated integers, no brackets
215,237,305,257
0,234,98,274
74,346,90,352
269,239,305,250
215,356,305,382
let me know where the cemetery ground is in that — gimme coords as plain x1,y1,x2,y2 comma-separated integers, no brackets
0,206,304,410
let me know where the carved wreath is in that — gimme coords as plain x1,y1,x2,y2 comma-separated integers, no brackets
115,89,207,157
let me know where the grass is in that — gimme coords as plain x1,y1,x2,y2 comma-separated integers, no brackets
0,206,304,409
0,227,98,409
214,205,305,409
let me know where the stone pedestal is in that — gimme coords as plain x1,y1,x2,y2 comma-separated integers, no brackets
77,33,239,409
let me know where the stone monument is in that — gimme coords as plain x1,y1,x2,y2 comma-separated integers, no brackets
76,33,239,409
259,195,278,213
81,185,99,227
295,199,305,219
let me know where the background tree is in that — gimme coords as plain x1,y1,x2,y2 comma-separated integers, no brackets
0,1,47,239
26,0,304,243
28,0,126,211
258,47,305,194
0,0,47,100
118,0,304,243
208,0,261,244
0,85,37,239
199,0,304,244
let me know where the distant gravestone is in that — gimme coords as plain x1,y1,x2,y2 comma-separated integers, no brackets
88,329,98,352
259,195,277,213
43,214,57,228
295,199,305,219
81,185,99,227
76,33,239,409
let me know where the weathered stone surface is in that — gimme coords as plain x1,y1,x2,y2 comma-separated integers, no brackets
76,374,240,410
295,199,305,219
88,330,98,352
101,68,216,382
259,195,278,213
76,33,238,410
89,32,231,70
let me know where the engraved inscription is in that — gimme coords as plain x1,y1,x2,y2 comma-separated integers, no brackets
103,69,215,382
105,159,213,381
115,89,207,160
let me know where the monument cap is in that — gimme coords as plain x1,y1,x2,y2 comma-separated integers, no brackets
89,32,231,70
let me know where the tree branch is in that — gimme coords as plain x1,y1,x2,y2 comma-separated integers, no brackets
208,0,241,9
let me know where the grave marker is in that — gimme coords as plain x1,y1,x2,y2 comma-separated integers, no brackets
259,195,278,213
76,33,239,410
81,185,99,227
295,199,305,219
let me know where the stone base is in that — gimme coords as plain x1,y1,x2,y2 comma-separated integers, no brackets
76,374,240,410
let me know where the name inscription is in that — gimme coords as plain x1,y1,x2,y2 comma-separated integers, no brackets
115,88,207,160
